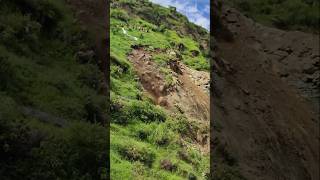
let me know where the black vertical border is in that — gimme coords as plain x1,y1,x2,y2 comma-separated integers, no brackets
105,0,110,179
209,0,215,179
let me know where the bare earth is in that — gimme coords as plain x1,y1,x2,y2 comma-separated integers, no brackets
212,1,319,180
128,46,210,153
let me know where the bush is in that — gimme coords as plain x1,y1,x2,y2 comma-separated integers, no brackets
148,123,177,146
111,99,167,124
0,13,41,53
111,9,130,22
0,94,32,179
157,24,167,32
134,124,153,140
77,64,103,90
168,116,200,142
9,0,65,33
29,122,108,179
127,101,167,122
118,141,156,167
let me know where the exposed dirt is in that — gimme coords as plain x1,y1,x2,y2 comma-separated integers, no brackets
211,1,319,180
128,46,210,152
220,6,320,114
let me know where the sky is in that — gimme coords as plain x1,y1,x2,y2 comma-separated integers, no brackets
150,0,210,30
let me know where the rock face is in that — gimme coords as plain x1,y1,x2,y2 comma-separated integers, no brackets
211,1,319,180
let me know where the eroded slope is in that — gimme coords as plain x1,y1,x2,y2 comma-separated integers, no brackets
110,0,210,179
211,1,319,180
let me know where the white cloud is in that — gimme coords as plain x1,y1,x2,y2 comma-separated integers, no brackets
204,5,210,14
150,0,210,30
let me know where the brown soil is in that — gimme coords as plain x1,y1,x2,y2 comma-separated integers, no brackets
212,1,319,180
128,46,210,152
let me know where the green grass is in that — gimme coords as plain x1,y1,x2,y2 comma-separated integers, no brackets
110,4,210,176
0,0,108,179
227,0,320,32
110,121,209,179
111,16,209,71
110,0,212,179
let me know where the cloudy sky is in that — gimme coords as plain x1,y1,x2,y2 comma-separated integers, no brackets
150,0,210,30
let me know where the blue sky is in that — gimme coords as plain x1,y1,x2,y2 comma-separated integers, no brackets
150,0,210,30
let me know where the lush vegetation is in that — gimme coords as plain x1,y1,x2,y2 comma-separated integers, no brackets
110,0,210,179
0,0,252,179
0,0,107,179
227,0,320,32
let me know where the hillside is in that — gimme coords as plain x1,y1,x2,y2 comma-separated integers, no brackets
211,0,319,179
226,0,319,33
1,0,318,180
110,0,212,179
0,0,108,179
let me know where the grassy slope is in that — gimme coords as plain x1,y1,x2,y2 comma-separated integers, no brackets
110,0,209,179
0,0,107,179
227,0,319,32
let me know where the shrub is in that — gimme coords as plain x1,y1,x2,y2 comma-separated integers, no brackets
77,64,103,90
0,94,32,179
29,122,108,179
10,0,65,33
118,142,156,167
148,123,177,146
0,13,41,53
111,9,130,22
133,123,153,140
127,100,167,123
111,99,167,124
168,116,200,141
157,24,167,32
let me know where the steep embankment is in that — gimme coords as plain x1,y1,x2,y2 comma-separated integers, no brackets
128,46,210,152
0,0,108,179
128,47,209,121
212,1,319,180
110,0,210,179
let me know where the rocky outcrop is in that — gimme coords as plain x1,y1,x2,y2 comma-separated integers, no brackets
211,1,319,180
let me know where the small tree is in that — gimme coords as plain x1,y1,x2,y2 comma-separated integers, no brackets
169,6,176,12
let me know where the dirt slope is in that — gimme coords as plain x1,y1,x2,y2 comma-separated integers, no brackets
128,46,210,152
220,7,320,113
211,1,319,180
